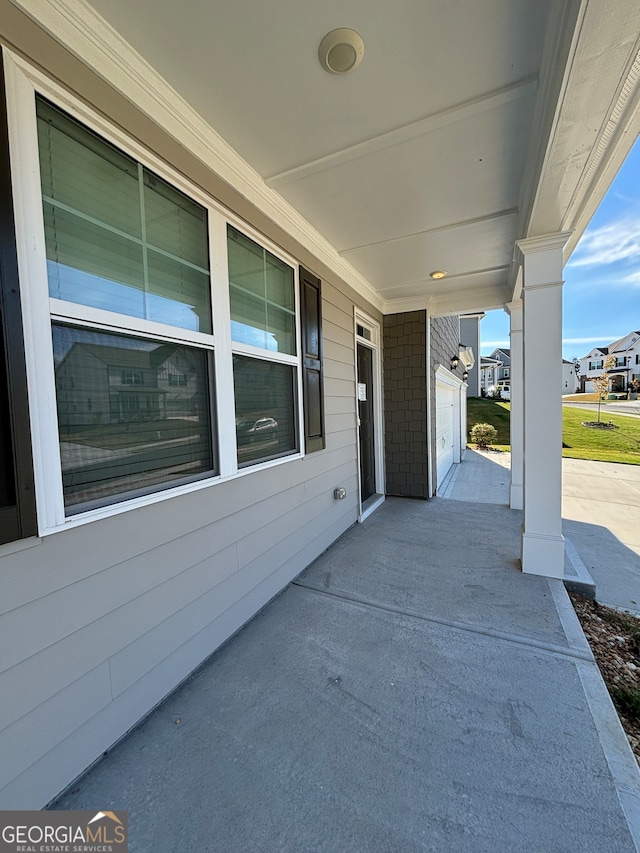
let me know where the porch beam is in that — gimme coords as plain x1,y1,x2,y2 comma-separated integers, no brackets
516,232,571,578
506,296,523,510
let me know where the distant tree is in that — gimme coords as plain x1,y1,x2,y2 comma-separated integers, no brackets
592,354,615,422
572,357,580,377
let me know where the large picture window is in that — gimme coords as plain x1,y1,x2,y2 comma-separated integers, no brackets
5,60,308,531
36,96,218,514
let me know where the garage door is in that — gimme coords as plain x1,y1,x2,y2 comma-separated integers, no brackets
436,381,456,484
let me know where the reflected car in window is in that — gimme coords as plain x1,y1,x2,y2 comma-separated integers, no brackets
236,416,279,445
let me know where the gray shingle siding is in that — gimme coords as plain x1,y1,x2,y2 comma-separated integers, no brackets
383,312,428,498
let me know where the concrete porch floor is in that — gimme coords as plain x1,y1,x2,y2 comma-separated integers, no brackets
53,498,640,852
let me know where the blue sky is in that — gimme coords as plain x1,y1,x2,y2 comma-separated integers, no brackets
481,137,640,361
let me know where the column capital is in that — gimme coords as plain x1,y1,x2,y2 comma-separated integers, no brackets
517,232,572,290
515,231,573,261
507,301,523,334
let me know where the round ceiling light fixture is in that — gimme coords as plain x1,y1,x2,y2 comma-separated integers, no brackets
319,28,365,74
430,270,448,280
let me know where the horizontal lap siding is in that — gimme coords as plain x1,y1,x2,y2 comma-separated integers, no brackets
0,279,362,808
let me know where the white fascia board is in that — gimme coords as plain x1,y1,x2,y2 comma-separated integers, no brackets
10,0,383,314
424,285,510,318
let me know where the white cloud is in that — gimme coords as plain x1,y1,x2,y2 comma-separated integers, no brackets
561,336,622,345
482,340,509,348
570,218,640,268
622,270,640,285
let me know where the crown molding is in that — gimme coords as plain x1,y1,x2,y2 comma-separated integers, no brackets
9,0,383,311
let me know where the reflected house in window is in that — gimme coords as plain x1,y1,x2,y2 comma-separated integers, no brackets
53,328,212,510
55,340,201,426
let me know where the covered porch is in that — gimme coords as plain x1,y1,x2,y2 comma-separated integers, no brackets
3,0,640,813
53,495,640,850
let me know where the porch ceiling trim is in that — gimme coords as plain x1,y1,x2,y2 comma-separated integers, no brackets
8,0,385,312
265,77,538,189
516,0,640,275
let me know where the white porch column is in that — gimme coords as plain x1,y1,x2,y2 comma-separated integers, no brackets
506,298,523,510
517,233,571,578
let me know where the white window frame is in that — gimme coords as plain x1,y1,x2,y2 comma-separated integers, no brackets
4,49,304,535
226,222,303,469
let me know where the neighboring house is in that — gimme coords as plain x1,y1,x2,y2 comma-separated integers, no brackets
489,347,512,389
460,313,485,397
579,332,640,393
479,356,502,392
1,2,639,810
479,347,510,394
562,359,579,395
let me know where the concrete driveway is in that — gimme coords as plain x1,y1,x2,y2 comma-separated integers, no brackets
562,458,640,614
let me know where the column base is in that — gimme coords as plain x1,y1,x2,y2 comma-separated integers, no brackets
521,530,565,578
510,482,523,510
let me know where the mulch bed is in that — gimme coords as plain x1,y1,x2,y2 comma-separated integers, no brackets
570,592,640,763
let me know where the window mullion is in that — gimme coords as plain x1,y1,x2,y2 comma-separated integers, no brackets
209,210,237,478
138,162,149,320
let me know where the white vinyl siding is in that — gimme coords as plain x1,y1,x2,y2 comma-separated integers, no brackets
0,279,362,810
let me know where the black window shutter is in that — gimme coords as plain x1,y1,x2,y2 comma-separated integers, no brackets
299,267,325,453
0,53,37,544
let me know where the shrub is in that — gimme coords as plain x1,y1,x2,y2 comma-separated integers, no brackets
486,385,502,400
470,422,498,449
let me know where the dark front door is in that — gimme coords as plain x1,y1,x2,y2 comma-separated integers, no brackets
357,343,376,502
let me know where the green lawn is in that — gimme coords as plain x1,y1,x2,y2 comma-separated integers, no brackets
466,398,511,449
466,397,640,465
562,408,640,465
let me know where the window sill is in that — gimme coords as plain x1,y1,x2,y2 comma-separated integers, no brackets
39,449,304,536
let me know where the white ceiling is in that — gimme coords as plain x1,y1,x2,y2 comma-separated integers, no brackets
39,0,640,314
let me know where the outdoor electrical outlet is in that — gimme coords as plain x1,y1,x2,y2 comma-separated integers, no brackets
334,488,346,500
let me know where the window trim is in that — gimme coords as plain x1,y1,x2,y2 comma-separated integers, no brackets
0,50,37,545
227,224,303,467
4,49,305,534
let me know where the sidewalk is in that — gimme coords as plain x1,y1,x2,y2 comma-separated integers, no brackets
52,497,640,852
562,458,640,614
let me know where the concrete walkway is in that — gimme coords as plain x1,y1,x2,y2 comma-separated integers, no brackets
443,450,640,613
563,458,640,614
53,498,640,852
440,448,510,504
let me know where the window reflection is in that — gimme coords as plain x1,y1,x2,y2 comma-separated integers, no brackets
233,355,297,464
53,325,214,510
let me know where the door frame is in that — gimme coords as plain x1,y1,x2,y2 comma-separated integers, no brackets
435,364,464,492
354,309,384,521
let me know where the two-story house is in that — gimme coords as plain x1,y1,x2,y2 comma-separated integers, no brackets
480,347,511,395
579,332,640,393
